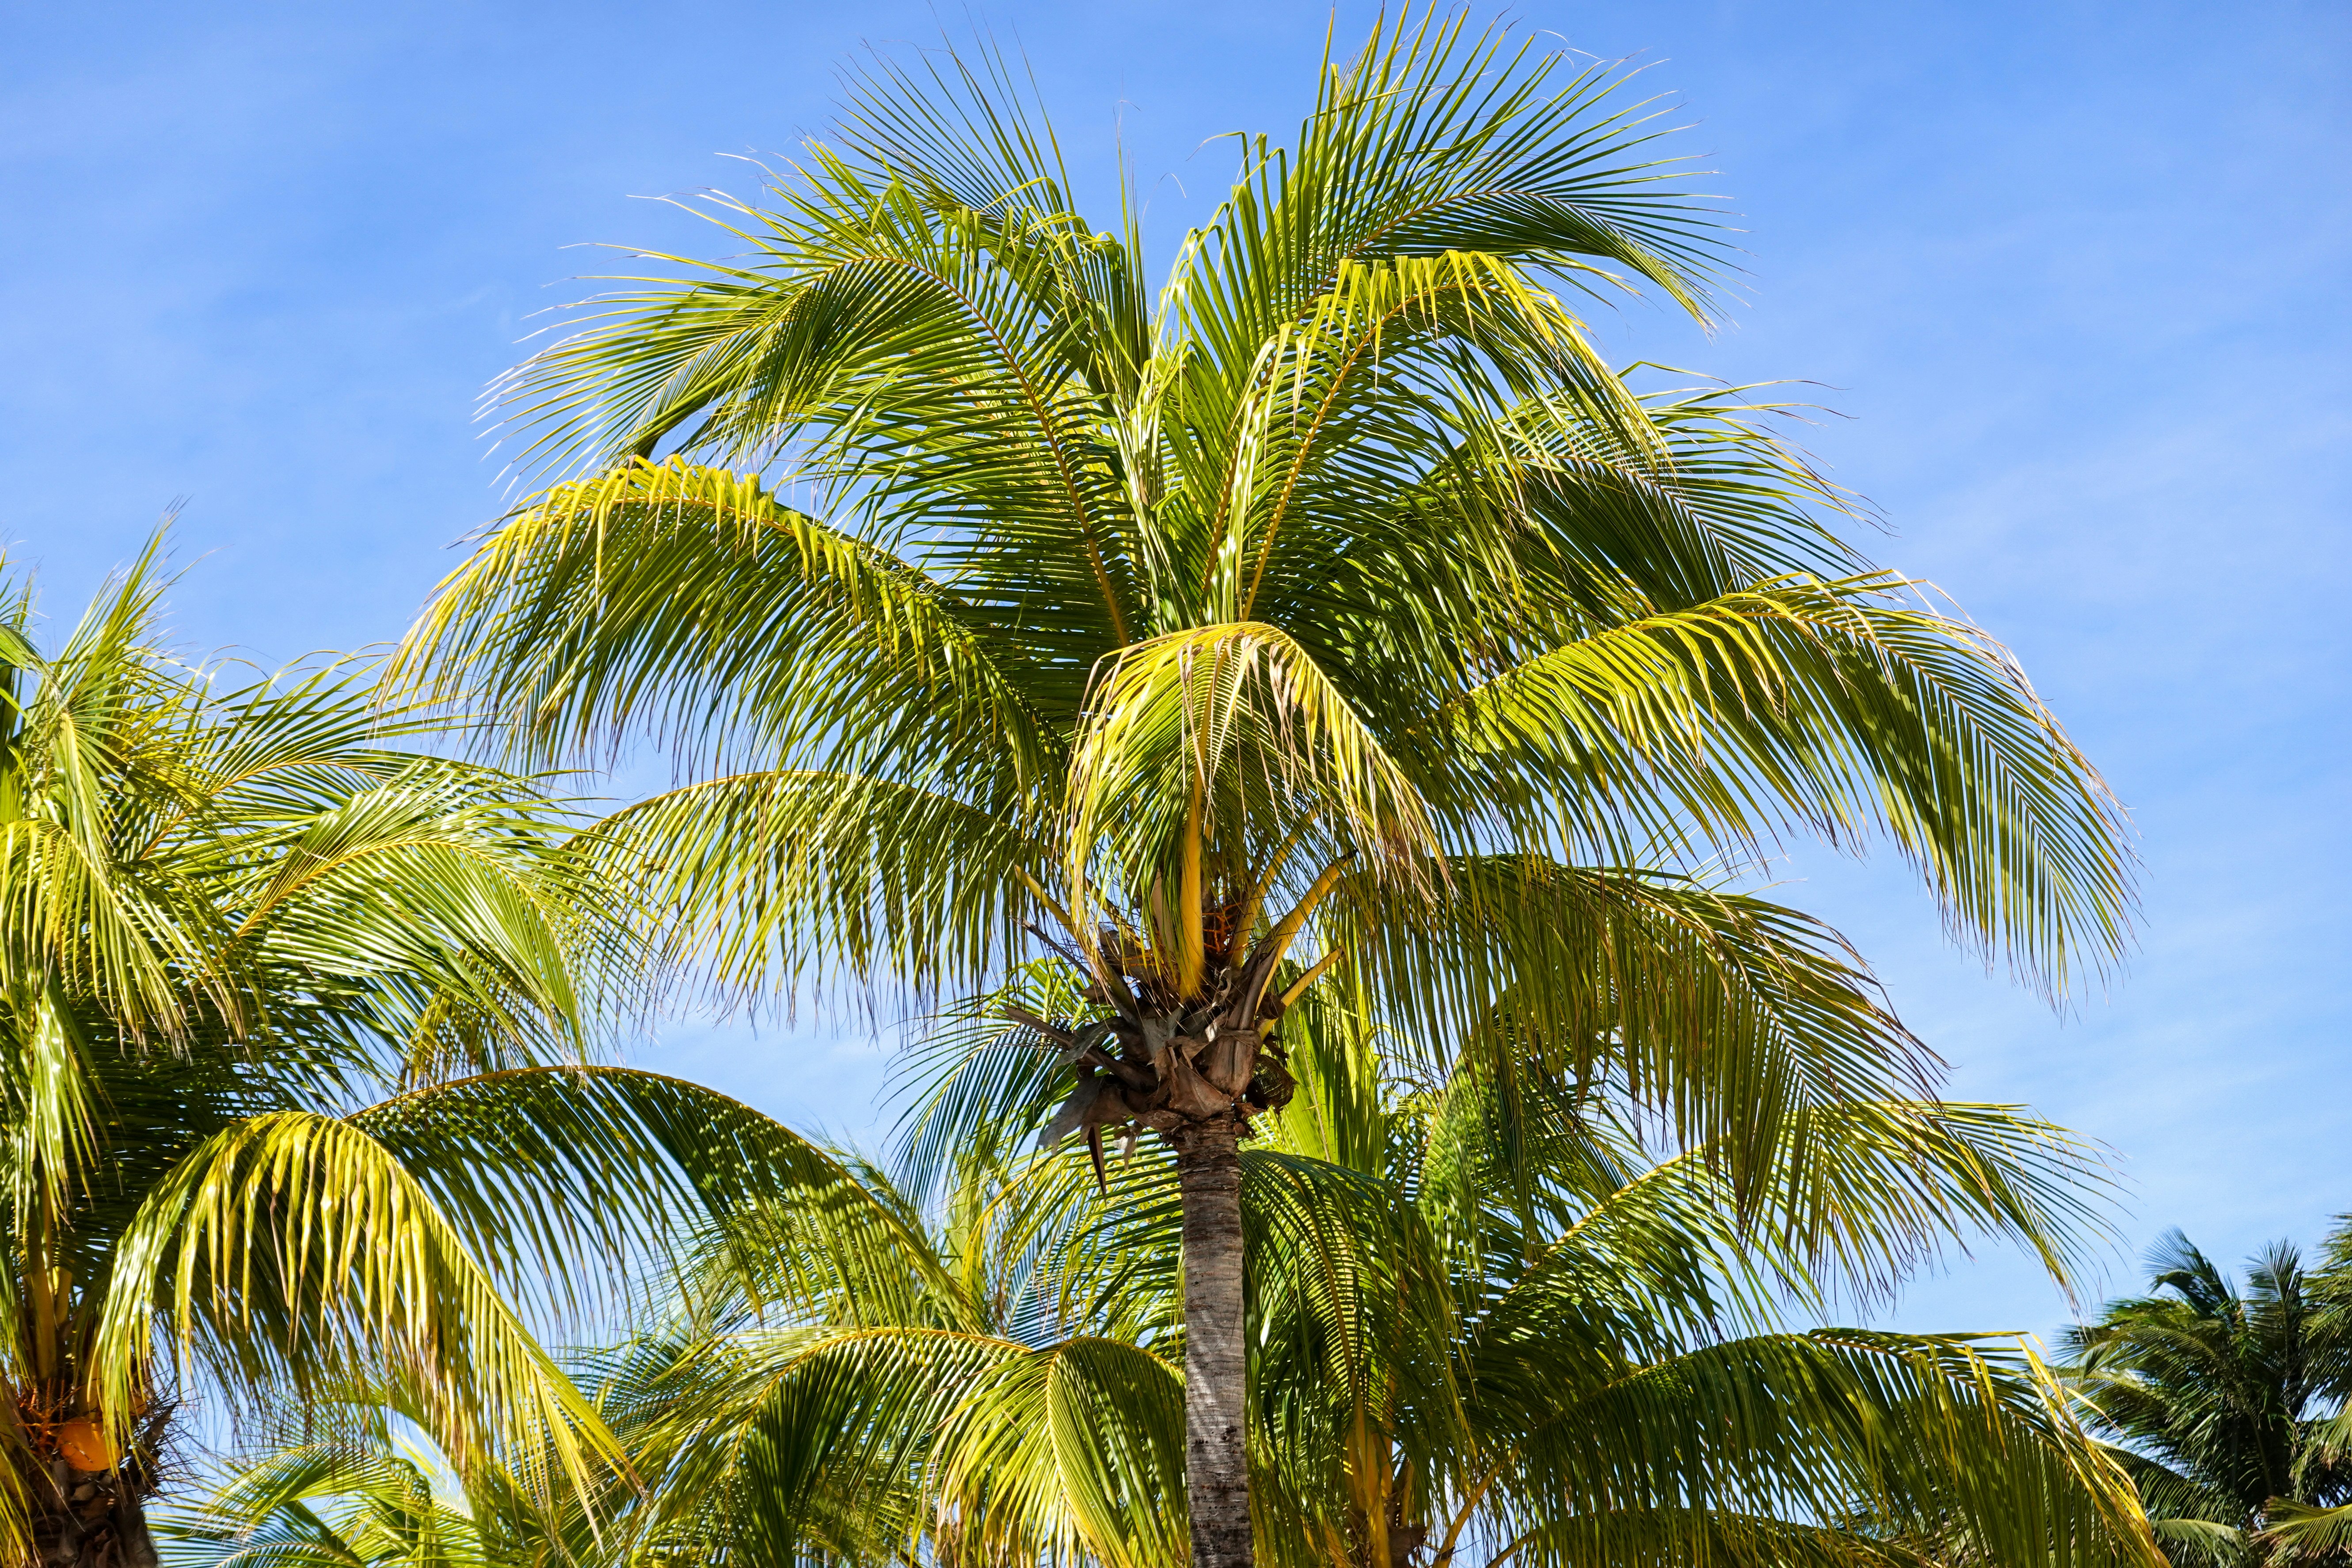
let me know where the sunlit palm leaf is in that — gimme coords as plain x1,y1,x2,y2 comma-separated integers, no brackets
95,1112,620,1499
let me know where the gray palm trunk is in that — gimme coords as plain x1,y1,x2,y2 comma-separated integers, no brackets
1175,1115,1253,1568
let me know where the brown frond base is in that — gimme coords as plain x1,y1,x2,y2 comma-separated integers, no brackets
11,1388,168,1568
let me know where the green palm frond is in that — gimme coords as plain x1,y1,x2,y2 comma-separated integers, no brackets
95,1111,620,1499
1493,1330,2149,1568
158,1440,490,1568
1063,621,1438,909
1501,1508,1927,1568
1333,859,1938,1181
577,768,1047,998
2259,1500,2352,1565
396,458,1060,780
355,1065,932,1322
1178,8,1726,368
931,1336,1188,1568
1432,573,2131,990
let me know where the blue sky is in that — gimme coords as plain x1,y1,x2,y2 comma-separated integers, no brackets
7,0,2347,1342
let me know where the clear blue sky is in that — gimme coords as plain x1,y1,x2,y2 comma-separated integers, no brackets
8,0,2347,1342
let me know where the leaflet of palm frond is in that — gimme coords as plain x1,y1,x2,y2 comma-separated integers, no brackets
95,1113,620,1498
1259,977,1394,1179
1492,1508,1919,1568
1240,1150,1467,1557
1492,1330,2152,1568
1331,859,1935,1191
891,959,1101,1203
930,1336,1189,1568
156,1441,487,1568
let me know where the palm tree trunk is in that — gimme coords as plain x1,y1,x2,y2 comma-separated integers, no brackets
1175,1112,1253,1568
27,1460,159,1568
111,1489,160,1568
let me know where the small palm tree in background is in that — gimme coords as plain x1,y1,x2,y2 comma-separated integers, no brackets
160,1434,524,1568
2065,1228,2352,1565
0,552,836,1568
396,12,2136,1561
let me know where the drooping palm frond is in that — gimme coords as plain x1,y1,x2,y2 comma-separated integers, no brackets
1477,1330,2148,1568
574,764,1047,1000
2261,1500,2352,1565
97,1111,619,1496
156,1439,493,1568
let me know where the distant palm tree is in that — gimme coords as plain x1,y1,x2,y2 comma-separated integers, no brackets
0,552,835,1568
396,13,2135,1561
559,965,2157,1568
2064,1227,2352,1565
160,1437,512,1568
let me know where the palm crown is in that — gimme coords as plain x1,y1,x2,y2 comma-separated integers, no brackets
2064,1229,2352,1565
396,14,2136,1561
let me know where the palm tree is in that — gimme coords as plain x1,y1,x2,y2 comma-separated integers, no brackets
2063,1228,2352,1565
0,551,858,1568
561,964,2156,1568
394,14,2135,1561
159,1435,518,1568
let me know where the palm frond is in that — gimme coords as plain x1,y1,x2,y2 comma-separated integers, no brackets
94,1111,620,1506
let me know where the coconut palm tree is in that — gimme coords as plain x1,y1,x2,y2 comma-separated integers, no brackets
0,551,858,1568
159,1436,517,1568
153,1385,625,1568
2063,1228,2352,1566
394,13,2135,1561
559,963,2155,1568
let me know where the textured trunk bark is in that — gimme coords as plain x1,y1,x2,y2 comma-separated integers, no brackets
111,1488,160,1568
1175,1113,1253,1568
26,1462,158,1568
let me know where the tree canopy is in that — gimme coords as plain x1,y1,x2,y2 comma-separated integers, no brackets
2065,1226,2352,1566
388,14,2139,1561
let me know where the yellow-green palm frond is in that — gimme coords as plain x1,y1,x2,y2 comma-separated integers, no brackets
1489,1331,2157,1568
394,457,1063,776
157,1440,492,1568
1433,573,2133,992
1177,6,1728,377
930,1336,1188,1568
577,768,1048,1002
1064,620,1437,918
2254,1499,2349,1564
1333,859,1933,1175
93,1111,622,1504
1489,1507,1925,1568
587,1323,1019,1565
